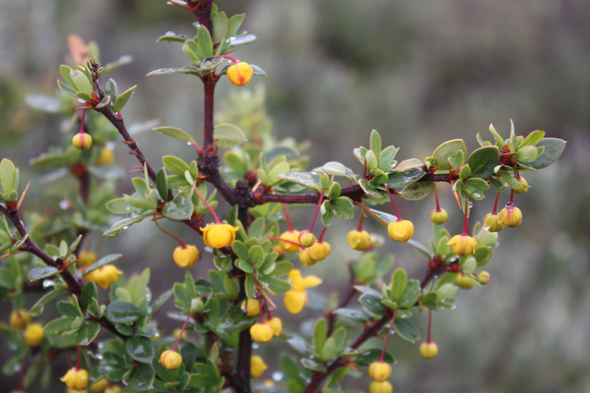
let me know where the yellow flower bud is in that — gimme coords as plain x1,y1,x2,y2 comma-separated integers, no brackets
477,271,490,285
9,309,31,330
265,317,282,337
105,387,122,393
513,177,529,194
298,248,317,267
250,355,268,378
369,381,393,393
430,209,448,225
455,273,475,290
499,205,522,228
419,342,439,359
309,241,330,262
279,230,301,253
201,223,239,249
250,323,274,343
72,132,92,150
368,362,392,382
84,265,122,290
484,213,504,232
447,235,478,257
284,289,308,314
298,230,316,248
61,368,89,390
24,323,44,346
173,245,200,268
347,230,371,251
387,220,414,243
244,299,260,317
90,379,108,392
227,62,254,86
273,244,286,258
159,350,182,370
95,148,114,165
77,251,97,267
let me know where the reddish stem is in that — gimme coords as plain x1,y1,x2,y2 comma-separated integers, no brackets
154,217,187,248
173,313,192,352
195,189,221,224
79,108,87,134
75,345,80,371
462,197,470,236
318,226,328,243
379,312,396,362
434,184,441,212
263,297,273,320
308,194,324,232
427,310,432,343
18,358,25,391
281,204,294,232
357,207,364,231
384,184,402,221
510,188,514,204
257,297,265,324
215,55,240,64
492,190,501,214
268,237,303,248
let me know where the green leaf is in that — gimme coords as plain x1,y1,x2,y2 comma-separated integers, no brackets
29,288,67,317
213,124,247,148
331,197,354,219
57,300,83,318
488,123,505,146
226,14,245,38
83,254,122,276
211,11,228,44
393,319,421,343
0,159,17,197
313,319,327,353
81,282,98,311
321,337,338,361
385,168,425,189
466,146,500,179
431,139,467,170
70,69,93,94
526,138,566,169
129,363,155,391
162,194,194,221
277,172,322,191
301,358,327,373
43,317,75,335
521,130,545,147
197,25,214,58
390,269,407,302
60,65,75,87
77,321,101,345
334,308,368,323
106,302,142,323
399,181,435,201
163,156,190,177
370,130,382,163
147,66,200,76
28,265,59,281
398,280,420,308
262,277,291,294
58,80,77,97
153,126,196,144
359,294,387,315
230,33,256,46
157,31,187,43
126,336,155,363
113,85,137,113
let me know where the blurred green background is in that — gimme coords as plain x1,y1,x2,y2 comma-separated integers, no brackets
0,0,588,392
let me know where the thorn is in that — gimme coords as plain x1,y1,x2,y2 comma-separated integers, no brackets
17,183,31,210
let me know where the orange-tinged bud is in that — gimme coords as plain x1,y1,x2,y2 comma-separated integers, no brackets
77,251,97,267
250,323,273,343
173,245,200,268
484,213,504,232
419,342,439,359
447,235,478,256
201,223,239,249
265,317,282,337
72,132,92,150
298,248,317,267
95,148,114,165
159,350,182,370
369,381,393,393
308,241,330,262
9,309,30,330
250,355,268,378
455,273,475,289
244,299,260,317
499,204,522,228
84,265,122,290
284,289,308,314
513,177,529,194
298,230,316,248
368,362,392,382
387,220,414,243
477,271,490,285
24,323,44,346
227,62,254,86
279,230,301,253
61,368,89,390
347,230,371,251
90,378,108,392
430,209,448,225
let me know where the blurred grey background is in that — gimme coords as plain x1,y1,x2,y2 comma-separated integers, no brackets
1,0,589,392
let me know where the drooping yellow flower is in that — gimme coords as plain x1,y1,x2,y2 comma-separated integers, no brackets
499,205,522,228
77,251,97,267
9,309,31,330
430,209,448,225
89,378,108,392
283,270,322,314
477,271,490,285
265,317,282,337
387,220,414,243
84,265,122,289
309,241,330,262
279,230,301,253
244,299,260,317
172,245,200,268
484,213,504,232
227,62,254,86
419,342,439,359
512,177,529,194
250,355,268,378
61,368,89,390
455,273,475,289
368,362,392,382
159,350,182,370
298,230,316,248
95,148,115,165
298,248,316,267
201,223,239,249
24,323,44,346
72,132,92,150
250,323,274,343
347,230,371,251
447,235,478,257
369,381,393,393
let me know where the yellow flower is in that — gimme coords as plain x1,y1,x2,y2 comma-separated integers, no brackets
430,209,448,225
250,323,273,343
9,309,30,330
227,62,254,86
499,205,522,228
105,386,122,393
419,342,439,359
244,299,260,317
173,245,200,268
347,230,371,251
77,251,97,267
273,244,286,258
250,355,268,378
201,223,239,249
72,132,92,150
84,265,122,290
61,368,89,390
279,230,301,253
159,350,182,370
477,271,490,285
513,177,529,194
455,273,475,289
265,317,282,337
308,241,330,262
89,379,108,392
387,220,414,243
484,213,504,232
447,235,477,257
369,381,393,393
95,148,114,165
368,362,392,382
24,323,44,346
298,248,316,267
298,230,316,248
284,270,322,314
